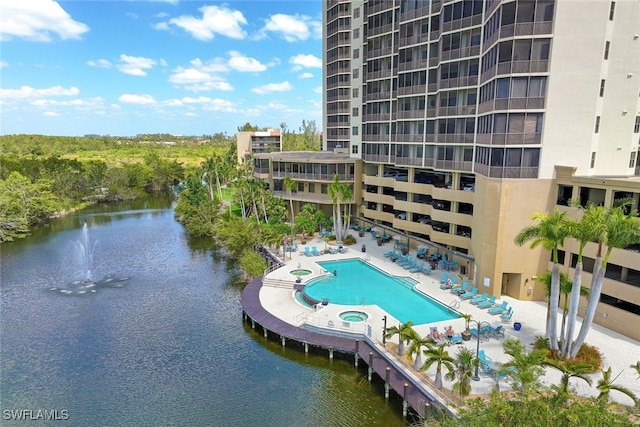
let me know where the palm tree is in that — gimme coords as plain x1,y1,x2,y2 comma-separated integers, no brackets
631,361,640,379
282,177,297,224
200,156,216,200
328,174,349,241
384,321,415,356
500,338,546,397
537,270,588,353
562,205,607,358
597,367,638,406
447,347,476,400
340,182,353,236
544,360,593,406
570,206,640,358
406,331,434,371
421,343,455,390
515,209,570,352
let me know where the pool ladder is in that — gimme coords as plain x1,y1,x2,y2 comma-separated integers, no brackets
449,299,460,309
360,297,366,306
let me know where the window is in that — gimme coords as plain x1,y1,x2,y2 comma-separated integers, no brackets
604,41,610,60
609,1,615,20
630,151,637,168
599,79,606,97
590,152,596,168
352,88,359,98
352,145,359,154
297,182,304,192
353,28,359,39
352,107,359,117
352,126,358,136
308,183,315,193
321,184,328,194
595,116,601,133
354,7,360,19
634,115,640,133
352,68,359,79
353,48,359,59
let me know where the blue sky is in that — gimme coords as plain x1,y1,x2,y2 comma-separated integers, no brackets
0,0,323,136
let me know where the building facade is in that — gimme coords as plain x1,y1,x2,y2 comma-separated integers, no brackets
323,0,640,339
253,151,362,219
237,130,282,165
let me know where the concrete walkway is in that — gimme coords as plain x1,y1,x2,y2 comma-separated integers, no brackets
259,231,640,408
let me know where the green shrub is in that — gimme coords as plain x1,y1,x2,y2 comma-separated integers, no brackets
343,235,356,245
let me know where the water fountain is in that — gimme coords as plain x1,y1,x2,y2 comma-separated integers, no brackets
49,223,129,295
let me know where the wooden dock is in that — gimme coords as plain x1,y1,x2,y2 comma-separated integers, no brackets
241,276,444,419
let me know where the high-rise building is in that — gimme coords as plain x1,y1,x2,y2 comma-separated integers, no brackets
323,0,640,339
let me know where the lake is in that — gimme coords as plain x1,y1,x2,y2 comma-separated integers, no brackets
0,196,405,426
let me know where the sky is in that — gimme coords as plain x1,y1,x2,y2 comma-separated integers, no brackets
0,0,323,137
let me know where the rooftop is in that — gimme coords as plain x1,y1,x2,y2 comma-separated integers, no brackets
253,150,355,162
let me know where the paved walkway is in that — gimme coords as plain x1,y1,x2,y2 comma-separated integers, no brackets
259,231,640,408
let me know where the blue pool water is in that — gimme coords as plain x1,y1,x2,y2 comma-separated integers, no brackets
305,259,459,325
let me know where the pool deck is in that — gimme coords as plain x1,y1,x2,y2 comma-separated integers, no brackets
243,232,640,413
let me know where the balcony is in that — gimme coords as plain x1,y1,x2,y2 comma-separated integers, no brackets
396,110,426,120
361,207,394,222
497,60,549,75
438,75,479,89
437,105,477,116
499,22,553,38
364,174,396,187
397,85,427,96
439,45,481,62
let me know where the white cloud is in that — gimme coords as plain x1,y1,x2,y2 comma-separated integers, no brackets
259,14,321,42
44,111,59,117
87,59,112,68
118,94,157,104
169,59,234,92
0,0,89,42
312,86,322,94
116,54,157,76
168,5,247,41
267,101,287,110
153,21,170,31
289,54,322,71
227,51,267,72
0,60,8,68
0,85,80,99
299,72,313,79
251,81,292,95
31,97,104,108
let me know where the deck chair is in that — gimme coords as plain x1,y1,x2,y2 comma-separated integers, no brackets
439,273,450,284
470,291,489,305
311,246,321,256
410,262,425,273
470,326,490,342
422,265,433,275
449,280,468,293
501,307,514,323
460,287,478,300
488,325,505,339
304,247,312,257
488,301,509,315
477,295,497,309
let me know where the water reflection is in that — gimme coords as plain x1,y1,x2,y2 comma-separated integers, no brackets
0,196,405,426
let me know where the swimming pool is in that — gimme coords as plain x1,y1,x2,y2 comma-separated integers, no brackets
304,259,459,325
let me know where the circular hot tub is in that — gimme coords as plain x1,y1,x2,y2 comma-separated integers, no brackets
339,311,369,322
290,269,312,276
